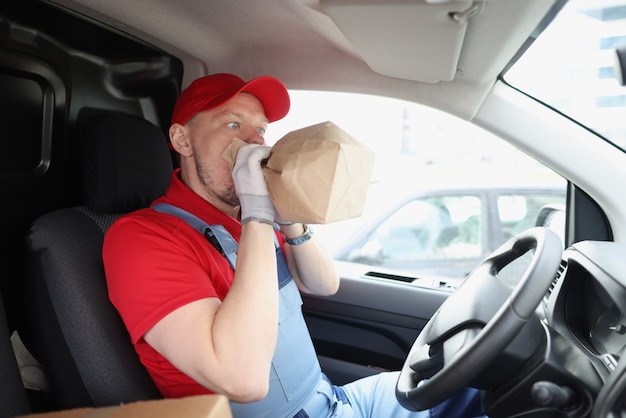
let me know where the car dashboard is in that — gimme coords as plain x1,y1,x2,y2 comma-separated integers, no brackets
512,240,626,417
547,242,626,376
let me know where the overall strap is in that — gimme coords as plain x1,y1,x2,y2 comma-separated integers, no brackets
151,203,290,288
152,203,238,270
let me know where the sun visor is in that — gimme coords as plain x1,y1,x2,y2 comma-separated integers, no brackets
320,0,483,83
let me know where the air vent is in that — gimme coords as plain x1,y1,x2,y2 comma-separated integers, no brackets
364,271,414,283
547,259,567,298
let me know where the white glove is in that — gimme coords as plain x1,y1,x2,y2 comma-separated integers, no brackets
232,144,275,225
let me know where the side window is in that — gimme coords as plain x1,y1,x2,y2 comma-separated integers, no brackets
269,91,568,283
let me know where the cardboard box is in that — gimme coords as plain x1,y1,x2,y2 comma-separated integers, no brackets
19,395,232,418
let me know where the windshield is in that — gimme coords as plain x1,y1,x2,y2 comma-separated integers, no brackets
505,0,626,151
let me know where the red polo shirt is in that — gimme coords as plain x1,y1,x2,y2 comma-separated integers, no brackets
103,168,283,398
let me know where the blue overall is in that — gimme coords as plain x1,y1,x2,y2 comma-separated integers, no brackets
152,203,486,418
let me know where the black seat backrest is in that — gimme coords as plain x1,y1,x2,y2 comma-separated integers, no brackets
0,292,30,417
24,113,173,408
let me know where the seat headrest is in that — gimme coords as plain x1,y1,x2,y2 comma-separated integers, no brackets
83,113,173,213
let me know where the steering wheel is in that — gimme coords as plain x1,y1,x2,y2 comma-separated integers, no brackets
395,227,563,411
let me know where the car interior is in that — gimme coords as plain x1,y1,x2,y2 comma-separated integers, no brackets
2,0,626,417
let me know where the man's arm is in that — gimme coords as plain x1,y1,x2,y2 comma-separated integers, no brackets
281,223,340,296
146,144,282,402
144,220,278,402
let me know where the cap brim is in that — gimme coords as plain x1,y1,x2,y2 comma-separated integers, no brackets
237,76,290,123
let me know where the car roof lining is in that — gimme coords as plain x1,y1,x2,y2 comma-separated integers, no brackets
48,0,558,120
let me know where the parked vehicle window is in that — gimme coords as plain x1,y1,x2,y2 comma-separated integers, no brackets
347,195,483,266
497,193,567,241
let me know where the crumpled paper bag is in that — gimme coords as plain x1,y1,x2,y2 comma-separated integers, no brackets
222,121,375,224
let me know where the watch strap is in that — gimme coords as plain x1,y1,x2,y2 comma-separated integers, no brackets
284,224,313,245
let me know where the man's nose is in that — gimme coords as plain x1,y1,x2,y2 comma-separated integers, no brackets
242,129,265,145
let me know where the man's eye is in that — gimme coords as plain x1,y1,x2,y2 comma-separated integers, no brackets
227,122,240,129
257,127,266,136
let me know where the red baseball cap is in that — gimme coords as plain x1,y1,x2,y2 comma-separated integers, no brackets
171,73,290,125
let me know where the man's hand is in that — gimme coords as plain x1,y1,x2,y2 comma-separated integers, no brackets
232,144,275,224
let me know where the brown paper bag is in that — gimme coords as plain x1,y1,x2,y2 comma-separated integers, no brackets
223,121,374,224
264,121,374,224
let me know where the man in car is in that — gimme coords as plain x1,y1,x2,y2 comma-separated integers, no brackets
103,73,485,417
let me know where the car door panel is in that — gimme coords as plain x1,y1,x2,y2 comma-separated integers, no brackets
302,268,450,385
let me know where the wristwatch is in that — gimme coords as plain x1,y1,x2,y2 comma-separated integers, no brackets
284,224,314,245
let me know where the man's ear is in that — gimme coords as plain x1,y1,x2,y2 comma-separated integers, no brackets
169,123,192,157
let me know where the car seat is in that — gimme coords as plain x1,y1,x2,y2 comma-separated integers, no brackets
0,292,31,417
24,112,173,408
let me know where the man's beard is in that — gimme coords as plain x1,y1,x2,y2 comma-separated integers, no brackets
221,184,240,207
195,154,240,207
